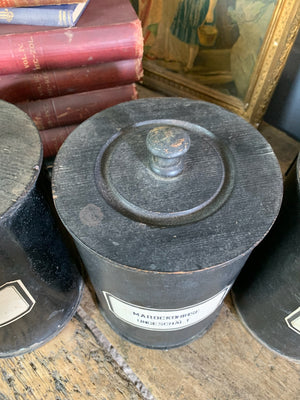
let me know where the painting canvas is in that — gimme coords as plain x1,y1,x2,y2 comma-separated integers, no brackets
134,0,300,124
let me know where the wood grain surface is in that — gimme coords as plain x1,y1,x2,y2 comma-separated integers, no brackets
0,100,42,217
80,284,300,400
0,302,144,400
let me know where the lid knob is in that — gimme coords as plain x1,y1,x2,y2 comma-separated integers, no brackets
146,126,191,177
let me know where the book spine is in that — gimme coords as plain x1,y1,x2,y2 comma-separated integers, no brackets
0,1,85,6
17,83,138,130
0,7,76,27
39,124,77,158
0,58,143,102
0,21,143,74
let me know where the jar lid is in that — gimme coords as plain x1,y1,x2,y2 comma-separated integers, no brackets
52,98,283,272
0,100,42,220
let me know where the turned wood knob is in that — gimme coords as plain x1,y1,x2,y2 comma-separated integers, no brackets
146,126,191,177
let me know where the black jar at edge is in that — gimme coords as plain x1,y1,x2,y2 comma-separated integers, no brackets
0,100,83,357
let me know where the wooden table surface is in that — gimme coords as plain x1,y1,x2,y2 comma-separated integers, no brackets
0,85,299,400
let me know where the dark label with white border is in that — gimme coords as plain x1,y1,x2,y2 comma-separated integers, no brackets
285,307,300,335
0,280,36,327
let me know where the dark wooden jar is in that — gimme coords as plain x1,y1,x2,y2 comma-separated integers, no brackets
52,98,283,349
0,100,83,357
232,153,300,362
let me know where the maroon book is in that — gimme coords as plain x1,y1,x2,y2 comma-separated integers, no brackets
17,83,138,130
0,0,143,74
0,58,143,102
39,124,77,158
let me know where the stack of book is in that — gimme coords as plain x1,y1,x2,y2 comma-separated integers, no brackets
0,0,144,158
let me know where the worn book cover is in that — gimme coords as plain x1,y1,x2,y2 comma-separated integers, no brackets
0,0,85,6
0,1,89,27
0,58,143,102
0,0,143,74
16,84,138,130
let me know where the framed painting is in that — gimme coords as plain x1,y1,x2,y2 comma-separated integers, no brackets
134,0,300,126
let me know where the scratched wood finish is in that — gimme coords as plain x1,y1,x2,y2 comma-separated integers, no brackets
0,311,143,400
81,284,300,400
0,85,299,399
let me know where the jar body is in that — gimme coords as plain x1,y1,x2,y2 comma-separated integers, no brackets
76,239,250,349
232,154,300,362
52,97,283,349
0,180,83,357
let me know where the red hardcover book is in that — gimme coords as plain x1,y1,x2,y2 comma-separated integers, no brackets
0,58,143,102
16,83,138,130
0,0,143,74
0,1,85,6
39,124,77,158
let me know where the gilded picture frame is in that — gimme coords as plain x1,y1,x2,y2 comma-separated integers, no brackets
135,0,300,126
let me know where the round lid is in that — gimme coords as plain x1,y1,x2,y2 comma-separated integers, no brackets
0,100,42,220
52,98,283,272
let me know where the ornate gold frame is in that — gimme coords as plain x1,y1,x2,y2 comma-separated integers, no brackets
141,0,300,126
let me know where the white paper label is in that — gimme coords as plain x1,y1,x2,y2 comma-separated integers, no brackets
0,280,36,327
285,307,300,335
103,286,230,331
